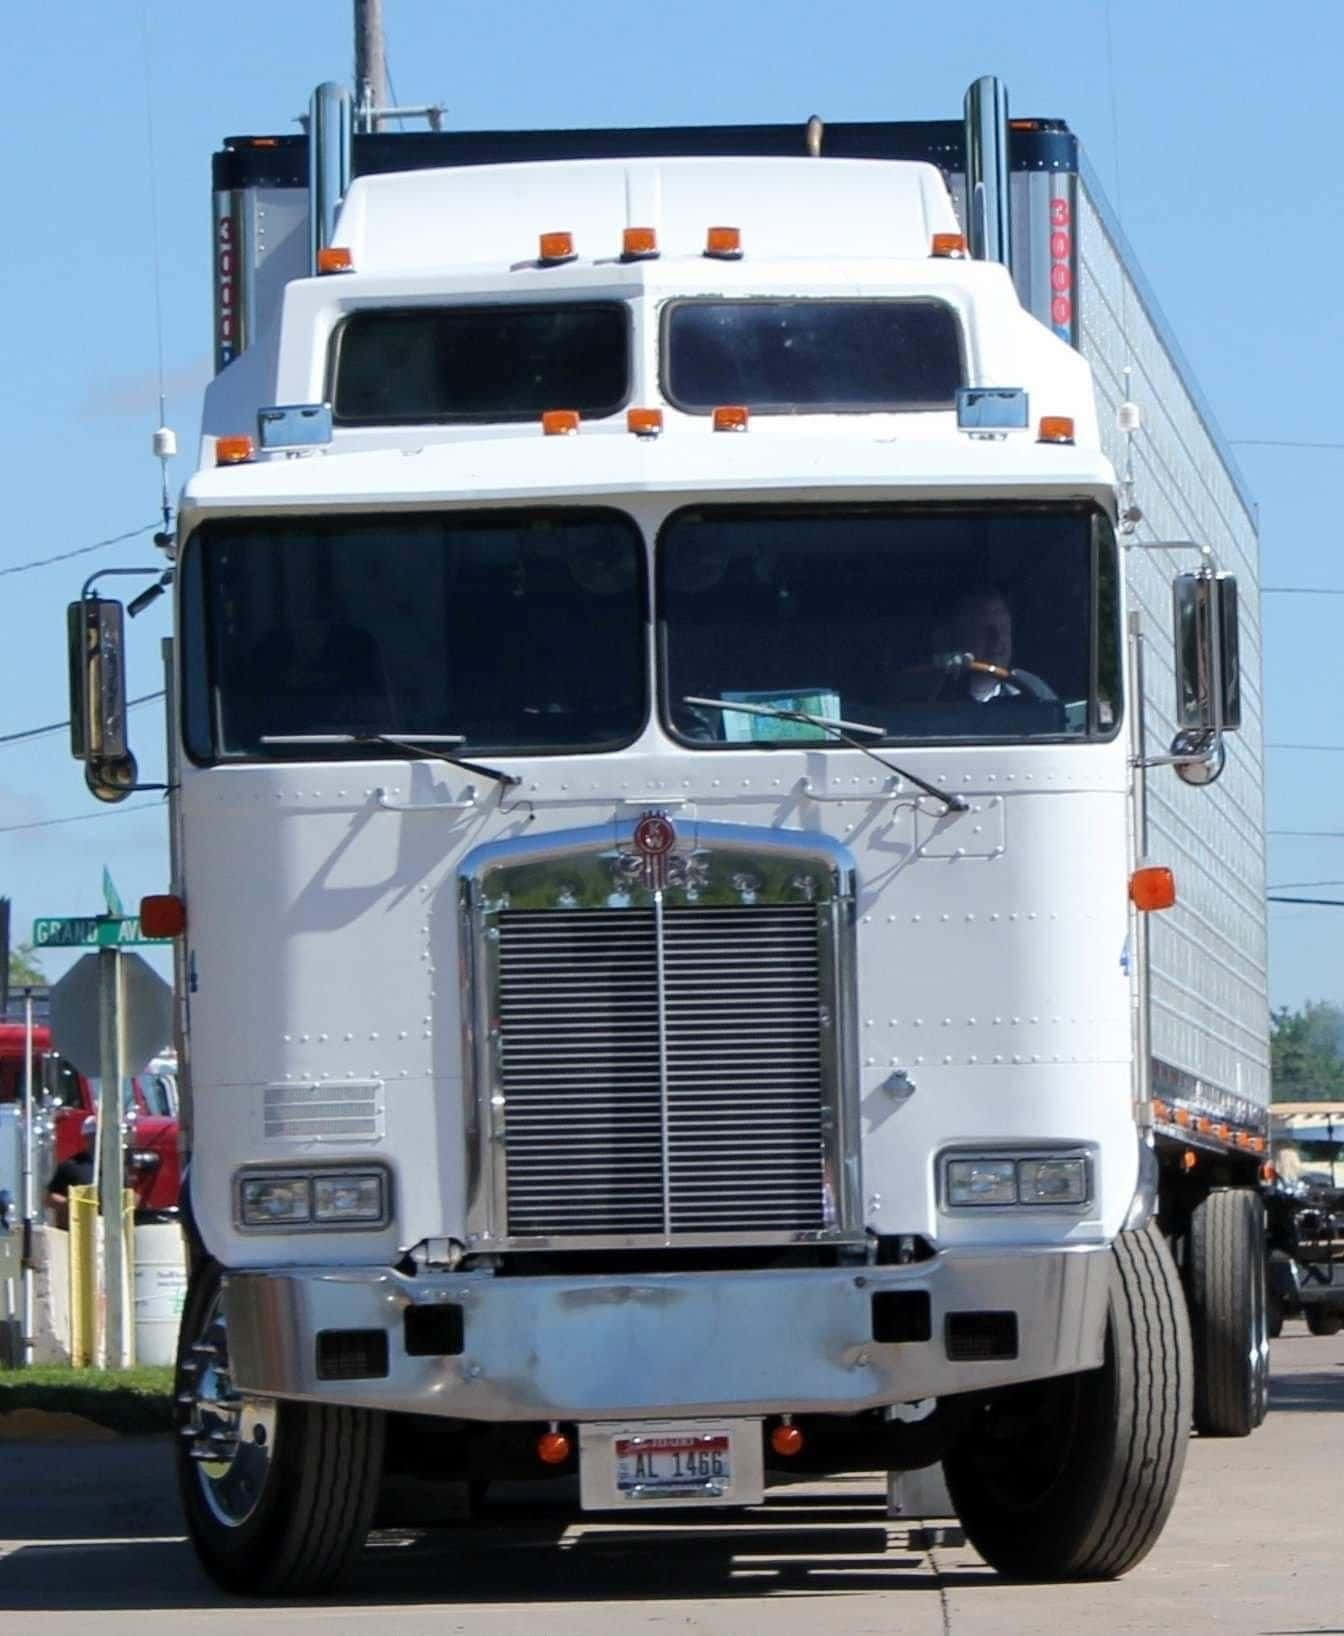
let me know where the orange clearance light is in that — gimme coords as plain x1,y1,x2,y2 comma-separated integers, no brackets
215,435,255,465
627,407,664,437
316,246,354,274
542,409,581,436
770,1422,804,1457
704,225,743,259
1152,1099,1171,1123
1174,1108,1192,1128
622,226,659,260
1130,865,1176,912
1038,415,1076,444
713,405,750,432
538,230,577,265
1260,1160,1276,1183
931,232,966,258
537,1430,572,1465
1197,1116,1215,1136
1181,1150,1198,1172
140,894,187,938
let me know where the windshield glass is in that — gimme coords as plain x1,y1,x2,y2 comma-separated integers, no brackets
332,303,628,424
660,506,1118,744
181,510,647,761
663,299,963,413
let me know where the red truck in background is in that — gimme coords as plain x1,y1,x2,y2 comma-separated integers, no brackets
0,1022,181,1219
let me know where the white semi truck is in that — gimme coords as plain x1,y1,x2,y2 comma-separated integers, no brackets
66,76,1269,1594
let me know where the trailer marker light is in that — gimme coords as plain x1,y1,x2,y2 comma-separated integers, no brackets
1260,1161,1276,1183
1197,1116,1215,1135
770,1421,804,1456
705,225,743,259
627,407,664,437
215,435,255,465
1152,1099,1172,1123
140,894,186,938
537,1428,572,1464
713,405,750,432
1174,1108,1192,1128
538,231,577,265
542,409,581,436
1038,415,1076,444
1182,1150,1198,1172
622,226,659,260
1129,865,1176,911
931,232,966,258
316,246,354,274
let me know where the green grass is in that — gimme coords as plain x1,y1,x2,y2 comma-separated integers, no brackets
0,1363,174,1434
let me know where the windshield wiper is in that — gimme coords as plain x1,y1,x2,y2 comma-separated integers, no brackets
258,732,520,788
683,696,967,814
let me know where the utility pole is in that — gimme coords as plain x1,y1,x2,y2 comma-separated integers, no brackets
354,0,389,133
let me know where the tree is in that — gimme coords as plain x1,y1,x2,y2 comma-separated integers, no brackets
1271,1001,1344,1102
7,942,44,990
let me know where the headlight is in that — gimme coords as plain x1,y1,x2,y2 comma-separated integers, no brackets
1018,1157,1088,1205
313,1172,385,1223
236,1167,391,1230
240,1175,311,1225
946,1158,1017,1207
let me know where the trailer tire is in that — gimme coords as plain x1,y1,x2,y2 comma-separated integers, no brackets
1305,1308,1343,1338
943,1221,1192,1581
175,1259,385,1597
1187,1188,1269,1436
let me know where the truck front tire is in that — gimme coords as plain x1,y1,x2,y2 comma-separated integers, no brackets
943,1221,1192,1580
1305,1308,1343,1337
175,1259,385,1596
1187,1188,1269,1436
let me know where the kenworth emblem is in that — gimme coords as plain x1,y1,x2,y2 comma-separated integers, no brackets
631,810,677,889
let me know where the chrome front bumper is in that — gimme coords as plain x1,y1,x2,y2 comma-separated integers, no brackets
223,1244,1111,1422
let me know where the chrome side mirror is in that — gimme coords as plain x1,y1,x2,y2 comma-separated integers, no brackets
1170,571,1240,786
66,597,138,802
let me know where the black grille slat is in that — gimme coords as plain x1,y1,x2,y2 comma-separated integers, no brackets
496,902,826,1238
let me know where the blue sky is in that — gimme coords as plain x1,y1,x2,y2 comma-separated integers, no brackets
3,0,1340,1010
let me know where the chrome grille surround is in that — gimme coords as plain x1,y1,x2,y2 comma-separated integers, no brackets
460,819,859,1251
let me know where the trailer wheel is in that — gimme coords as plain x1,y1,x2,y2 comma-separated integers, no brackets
175,1259,385,1596
943,1221,1192,1581
1187,1188,1269,1436
1305,1308,1343,1337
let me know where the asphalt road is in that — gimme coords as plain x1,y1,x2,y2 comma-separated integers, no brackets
3,1321,1341,1635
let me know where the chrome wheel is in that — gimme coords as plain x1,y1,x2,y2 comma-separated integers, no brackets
179,1289,278,1528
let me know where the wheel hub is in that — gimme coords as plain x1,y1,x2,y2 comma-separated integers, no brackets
179,1294,277,1528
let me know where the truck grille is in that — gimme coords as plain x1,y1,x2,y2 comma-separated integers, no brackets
496,904,827,1239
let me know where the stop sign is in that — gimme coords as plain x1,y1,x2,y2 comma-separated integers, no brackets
50,952,173,1077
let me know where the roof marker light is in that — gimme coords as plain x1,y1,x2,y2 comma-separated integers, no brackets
316,246,354,274
931,232,966,258
622,227,659,260
216,435,255,465
538,231,577,265
1038,415,1076,444
627,407,664,437
704,225,743,259
1130,865,1176,912
713,405,750,432
542,409,580,436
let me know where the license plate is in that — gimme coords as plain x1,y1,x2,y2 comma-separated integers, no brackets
578,1418,764,1510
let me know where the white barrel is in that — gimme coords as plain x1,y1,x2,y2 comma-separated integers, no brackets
133,1223,189,1366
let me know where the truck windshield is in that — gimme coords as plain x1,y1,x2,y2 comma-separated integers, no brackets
660,505,1119,744
663,299,963,413
180,510,647,761
331,303,628,424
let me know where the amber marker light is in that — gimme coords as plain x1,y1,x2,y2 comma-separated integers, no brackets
538,231,577,265
316,246,354,273
713,405,750,432
627,407,664,437
770,1422,804,1457
1181,1151,1198,1172
140,894,186,938
1130,865,1176,911
705,225,743,259
622,226,659,260
1038,415,1076,444
537,1430,572,1465
541,409,581,436
931,232,966,257
215,435,255,465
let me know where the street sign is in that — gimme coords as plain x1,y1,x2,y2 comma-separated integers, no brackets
102,868,125,919
32,916,170,949
50,952,174,1078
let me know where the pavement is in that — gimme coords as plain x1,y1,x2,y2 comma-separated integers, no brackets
0,1320,1340,1635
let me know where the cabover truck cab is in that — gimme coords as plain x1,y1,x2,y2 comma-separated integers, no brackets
66,78,1266,1595
1266,1104,1344,1337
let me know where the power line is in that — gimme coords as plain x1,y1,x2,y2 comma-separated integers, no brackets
1231,439,1344,451
1268,743,1344,752
1268,895,1344,907
1268,880,1344,890
0,691,164,748
1264,586,1344,596
1270,830,1344,840
0,522,159,580
0,801,163,837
